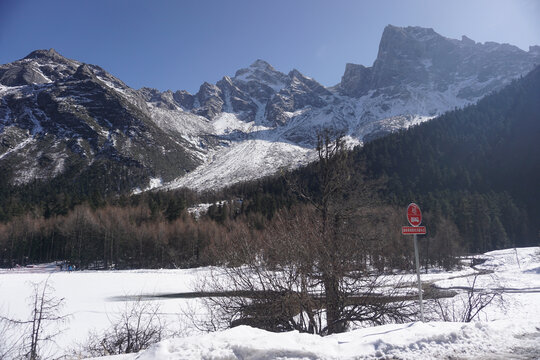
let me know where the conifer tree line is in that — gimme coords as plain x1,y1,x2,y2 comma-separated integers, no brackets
0,192,461,271
0,66,539,268
355,66,540,252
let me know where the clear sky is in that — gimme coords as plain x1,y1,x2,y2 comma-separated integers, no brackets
1,0,539,93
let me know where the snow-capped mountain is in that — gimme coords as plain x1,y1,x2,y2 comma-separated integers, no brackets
1,26,538,192
0,49,202,193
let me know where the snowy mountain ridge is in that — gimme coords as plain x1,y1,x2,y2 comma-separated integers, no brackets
1,26,538,192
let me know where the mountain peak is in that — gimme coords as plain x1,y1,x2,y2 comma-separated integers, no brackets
461,35,476,45
288,69,303,79
249,59,273,70
233,60,288,89
24,48,67,62
381,25,440,43
233,59,278,78
0,48,79,86
340,25,539,98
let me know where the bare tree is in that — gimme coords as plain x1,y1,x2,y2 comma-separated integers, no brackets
199,132,415,335
26,278,68,360
0,277,68,360
0,311,23,360
199,204,415,335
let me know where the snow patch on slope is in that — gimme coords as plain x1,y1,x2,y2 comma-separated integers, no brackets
211,112,272,136
147,103,213,136
164,139,316,190
0,137,34,160
132,177,163,194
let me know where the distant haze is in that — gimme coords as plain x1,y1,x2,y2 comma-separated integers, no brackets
1,0,539,93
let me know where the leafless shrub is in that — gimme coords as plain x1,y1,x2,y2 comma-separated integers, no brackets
428,273,504,323
78,297,165,357
196,204,416,336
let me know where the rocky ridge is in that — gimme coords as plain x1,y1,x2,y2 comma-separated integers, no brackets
0,49,199,191
1,26,538,192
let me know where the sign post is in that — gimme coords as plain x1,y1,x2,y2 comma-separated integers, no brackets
402,203,425,322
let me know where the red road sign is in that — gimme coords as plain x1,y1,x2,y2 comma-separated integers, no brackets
407,203,422,226
402,226,426,235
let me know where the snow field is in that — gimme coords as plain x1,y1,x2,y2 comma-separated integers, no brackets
0,247,538,359
0,267,211,355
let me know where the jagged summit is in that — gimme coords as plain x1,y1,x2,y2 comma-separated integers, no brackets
288,69,304,79
380,25,439,42
0,48,81,86
24,48,66,61
339,25,540,98
249,59,274,70
233,59,288,87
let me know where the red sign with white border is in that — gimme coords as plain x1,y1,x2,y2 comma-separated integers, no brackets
402,226,426,235
407,203,422,226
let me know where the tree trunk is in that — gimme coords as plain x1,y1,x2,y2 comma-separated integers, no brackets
324,273,344,334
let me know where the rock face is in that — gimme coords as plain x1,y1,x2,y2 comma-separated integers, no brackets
1,26,539,192
0,49,76,86
338,25,539,99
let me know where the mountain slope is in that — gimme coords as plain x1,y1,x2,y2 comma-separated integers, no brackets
355,65,540,250
150,25,539,190
1,26,539,194
214,64,540,253
0,50,200,193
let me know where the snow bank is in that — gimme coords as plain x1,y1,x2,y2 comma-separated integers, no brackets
90,319,540,360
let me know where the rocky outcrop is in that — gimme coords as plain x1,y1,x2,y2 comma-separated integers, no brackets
173,90,195,110
194,82,224,120
216,76,258,121
339,25,540,99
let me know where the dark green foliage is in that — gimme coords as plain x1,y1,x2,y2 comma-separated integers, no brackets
0,159,148,221
164,197,185,222
354,66,540,251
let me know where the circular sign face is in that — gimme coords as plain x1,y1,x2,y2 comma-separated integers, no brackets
407,203,422,226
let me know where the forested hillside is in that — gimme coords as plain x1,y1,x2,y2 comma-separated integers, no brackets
356,66,540,252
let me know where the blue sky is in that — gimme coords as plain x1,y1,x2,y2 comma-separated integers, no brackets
1,0,539,93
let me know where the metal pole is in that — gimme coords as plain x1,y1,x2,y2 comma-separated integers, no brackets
413,233,425,322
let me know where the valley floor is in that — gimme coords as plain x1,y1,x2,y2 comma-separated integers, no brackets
0,247,539,359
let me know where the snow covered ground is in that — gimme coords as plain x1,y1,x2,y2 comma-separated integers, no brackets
0,247,539,359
